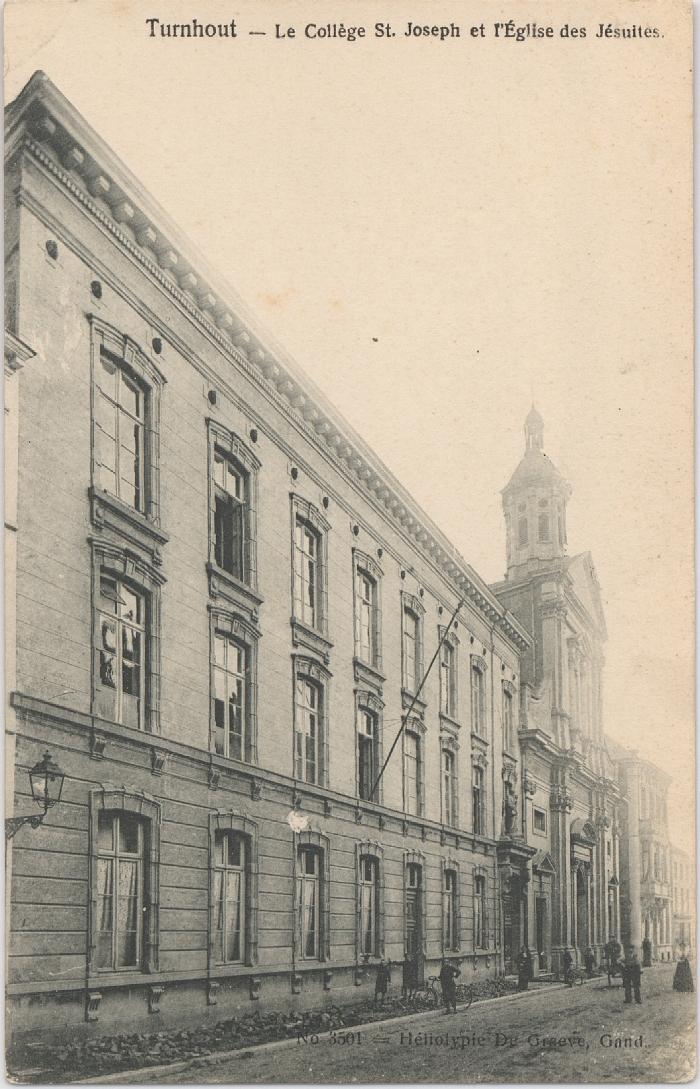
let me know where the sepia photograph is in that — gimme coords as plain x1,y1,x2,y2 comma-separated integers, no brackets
3,0,695,1083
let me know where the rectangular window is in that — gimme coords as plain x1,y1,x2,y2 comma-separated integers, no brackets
444,869,458,951
96,811,144,970
518,516,528,547
440,641,456,718
402,608,420,692
212,632,252,762
404,731,423,816
360,856,380,956
358,710,377,801
212,832,247,964
355,571,375,663
533,807,547,834
213,452,246,581
294,519,319,629
405,863,422,956
94,351,146,512
472,765,484,836
471,664,485,736
442,749,456,827
295,678,320,784
95,574,146,729
298,847,321,959
502,688,514,751
473,875,486,949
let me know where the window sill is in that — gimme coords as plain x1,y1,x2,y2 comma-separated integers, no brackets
207,562,264,619
471,732,489,749
89,486,168,559
439,712,461,734
353,657,385,693
401,688,426,715
291,617,333,663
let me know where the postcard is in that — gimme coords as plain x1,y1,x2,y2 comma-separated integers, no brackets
4,0,694,1082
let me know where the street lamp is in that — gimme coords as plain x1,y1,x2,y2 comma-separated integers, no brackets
5,752,66,840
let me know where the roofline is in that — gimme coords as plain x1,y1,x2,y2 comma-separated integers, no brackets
5,71,533,655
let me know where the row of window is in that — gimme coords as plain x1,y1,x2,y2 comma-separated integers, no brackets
89,330,520,821
91,801,490,975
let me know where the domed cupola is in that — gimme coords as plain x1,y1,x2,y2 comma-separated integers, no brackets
502,407,571,580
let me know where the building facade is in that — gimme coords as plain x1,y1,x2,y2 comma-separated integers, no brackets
5,73,533,1046
491,409,624,977
671,847,694,957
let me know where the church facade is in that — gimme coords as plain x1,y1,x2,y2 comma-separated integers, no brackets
491,409,624,977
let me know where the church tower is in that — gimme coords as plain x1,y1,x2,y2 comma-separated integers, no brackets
502,406,571,581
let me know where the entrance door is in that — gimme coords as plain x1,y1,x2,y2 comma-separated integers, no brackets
405,863,424,986
536,897,548,971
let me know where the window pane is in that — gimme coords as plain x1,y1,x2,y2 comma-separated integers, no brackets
213,869,225,963
97,811,114,851
118,813,140,855
119,372,142,419
98,351,118,396
116,859,139,967
96,857,114,969
226,870,243,962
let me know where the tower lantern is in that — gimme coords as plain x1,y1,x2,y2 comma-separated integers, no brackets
501,406,571,581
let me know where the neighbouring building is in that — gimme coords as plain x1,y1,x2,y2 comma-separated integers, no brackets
491,408,624,978
5,72,534,1047
671,846,694,957
617,752,674,961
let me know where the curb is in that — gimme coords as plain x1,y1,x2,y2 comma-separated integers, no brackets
72,979,588,1085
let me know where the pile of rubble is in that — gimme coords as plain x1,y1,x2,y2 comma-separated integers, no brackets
9,979,519,1081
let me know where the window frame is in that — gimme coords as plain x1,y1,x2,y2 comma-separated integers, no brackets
442,860,461,953
356,690,384,804
295,831,330,962
441,736,459,827
352,550,383,682
90,540,164,733
502,680,516,753
209,607,260,764
89,317,166,548
357,844,384,959
208,813,259,971
88,789,160,982
470,655,487,738
472,761,486,836
290,495,332,660
533,806,547,836
401,600,424,697
402,718,426,817
206,421,262,615
293,656,331,787
403,850,427,958
473,871,488,950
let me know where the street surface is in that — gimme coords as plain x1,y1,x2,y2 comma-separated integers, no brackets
119,965,695,1084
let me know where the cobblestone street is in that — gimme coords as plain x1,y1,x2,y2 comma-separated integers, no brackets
114,965,694,1084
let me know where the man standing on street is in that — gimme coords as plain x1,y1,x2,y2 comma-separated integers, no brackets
622,948,642,1004
516,947,532,991
439,958,460,1013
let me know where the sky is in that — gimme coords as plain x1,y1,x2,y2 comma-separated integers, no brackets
5,0,694,846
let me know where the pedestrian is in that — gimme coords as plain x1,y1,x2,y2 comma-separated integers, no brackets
516,946,531,991
439,958,460,1013
673,954,694,993
622,948,642,1005
402,954,418,1001
374,959,391,1006
562,947,573,984
584,946,596,978
642,937,652,967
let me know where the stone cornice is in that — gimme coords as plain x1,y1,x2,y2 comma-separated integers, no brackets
4,330,36,374
5,73,532,655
